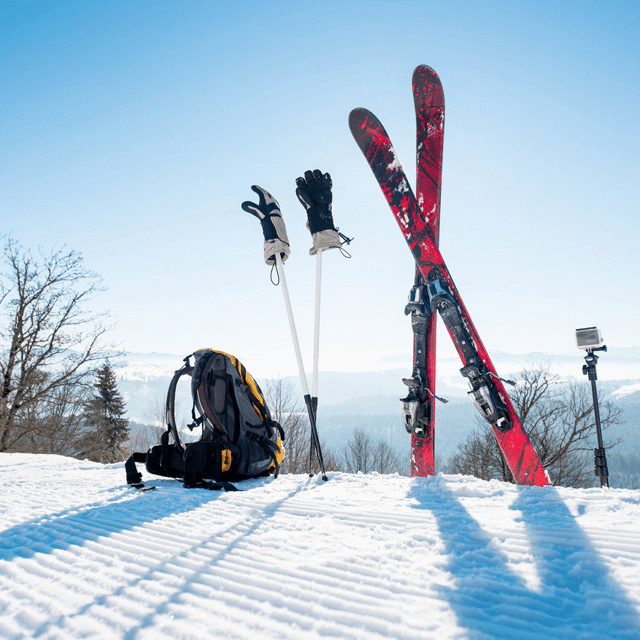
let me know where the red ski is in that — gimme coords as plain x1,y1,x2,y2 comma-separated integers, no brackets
404,65,445,477
349,105,550,487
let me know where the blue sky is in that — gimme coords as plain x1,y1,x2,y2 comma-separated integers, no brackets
2,0,639,378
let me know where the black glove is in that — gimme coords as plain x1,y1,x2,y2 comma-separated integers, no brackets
242,185,291,265
295,169,335,234
295,169,343,255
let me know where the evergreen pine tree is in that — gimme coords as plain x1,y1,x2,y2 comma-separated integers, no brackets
79,361,130,463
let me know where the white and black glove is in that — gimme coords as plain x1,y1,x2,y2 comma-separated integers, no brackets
242,185,291,265
295,169,342,255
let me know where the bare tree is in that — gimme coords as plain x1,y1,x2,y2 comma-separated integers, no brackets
122,397,167,457
340,429,403,475
372,439,405,474
316,442,343,474
123,422,164,458
446,362,622,487
448,428,511,482
10,378,89,456
342,428,375,474
0,239,111,452
342,428,407,475
262,377,341,474
263,377,308,474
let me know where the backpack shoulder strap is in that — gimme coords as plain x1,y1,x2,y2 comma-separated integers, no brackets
236,360,269,424
166,355,194,449
193,350,228,435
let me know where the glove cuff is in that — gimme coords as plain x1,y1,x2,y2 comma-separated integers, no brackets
264,239,291,265
309,229,342,255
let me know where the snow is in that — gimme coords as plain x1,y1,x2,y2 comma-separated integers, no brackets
1,454,640,640
115,361,176,383
613,382,640,400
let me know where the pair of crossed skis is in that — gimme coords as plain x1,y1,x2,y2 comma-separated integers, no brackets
349,65,550,487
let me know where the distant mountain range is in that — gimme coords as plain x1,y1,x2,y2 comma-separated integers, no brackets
113,347,640,421
114,348,639,464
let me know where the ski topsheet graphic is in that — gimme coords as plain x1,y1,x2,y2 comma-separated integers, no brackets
349,82,550,486
402,65,445,477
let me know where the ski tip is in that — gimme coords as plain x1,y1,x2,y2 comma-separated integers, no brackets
348,107,385,134
412,65,445,110
348,107,373,128
412,64,441,83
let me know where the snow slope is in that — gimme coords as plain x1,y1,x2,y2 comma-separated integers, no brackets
1,454,640,640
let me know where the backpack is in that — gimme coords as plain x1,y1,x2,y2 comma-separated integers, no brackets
125,349,285,491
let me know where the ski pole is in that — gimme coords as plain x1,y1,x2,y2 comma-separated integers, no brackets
242,184,327,480
295,169,352,429
309,249,323,475
312,248,323,416
275,252,327,480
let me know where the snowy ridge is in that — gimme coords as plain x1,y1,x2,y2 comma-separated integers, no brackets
115,361,176,383
1,454,639,639
613,382,640,400
112,349,640,424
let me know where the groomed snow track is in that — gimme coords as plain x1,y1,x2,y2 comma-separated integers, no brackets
1,454,639,639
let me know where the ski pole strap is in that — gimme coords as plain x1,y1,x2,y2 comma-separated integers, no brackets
270,263,280,285
337,231,353,258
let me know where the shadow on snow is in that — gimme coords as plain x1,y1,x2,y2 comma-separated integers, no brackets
0,477,309,638
409,480,640,640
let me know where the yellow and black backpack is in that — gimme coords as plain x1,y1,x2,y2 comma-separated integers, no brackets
125,349,285,491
